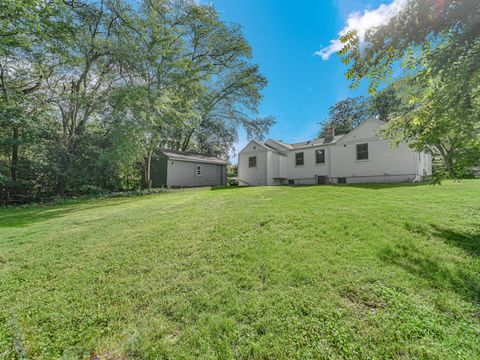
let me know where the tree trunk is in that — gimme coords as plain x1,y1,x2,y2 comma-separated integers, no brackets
56,175,67,196
146,150,153,190
10,127,19,195
56,148,71,196
436,144,456,178
181,129,195,151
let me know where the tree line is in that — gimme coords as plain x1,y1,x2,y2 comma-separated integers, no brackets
0,0,274,203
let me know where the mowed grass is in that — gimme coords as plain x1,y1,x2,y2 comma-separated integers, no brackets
0,181,479,359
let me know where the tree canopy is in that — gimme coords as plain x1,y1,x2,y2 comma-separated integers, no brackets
0,0,273,202
336,0,480,180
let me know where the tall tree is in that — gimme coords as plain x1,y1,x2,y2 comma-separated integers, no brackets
319,96,371,137
339,0,480,92
46,0,129,194
370,86,402,122
379,40,480,179
337,0,480,178
111,0,273,188
0,0,71,199
0,0,274,201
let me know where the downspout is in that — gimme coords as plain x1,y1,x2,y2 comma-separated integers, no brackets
414,152,418,176
413,152,419,182
328,144,332,183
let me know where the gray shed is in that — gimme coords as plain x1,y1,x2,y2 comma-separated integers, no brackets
149,149,228,188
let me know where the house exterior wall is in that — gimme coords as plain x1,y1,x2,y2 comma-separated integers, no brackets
238,142,268,186
330,140,417,182
270,152,287,182
166,160,226,187
417,150,432,177
285,145,330,184
238,119,432,186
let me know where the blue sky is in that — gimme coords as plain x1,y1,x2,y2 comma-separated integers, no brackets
208,0,403,162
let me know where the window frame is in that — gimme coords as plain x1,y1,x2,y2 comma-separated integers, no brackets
315,149,325,165
195,164,203,177
356,143,369,161
295,152,304,166
248,156,257,168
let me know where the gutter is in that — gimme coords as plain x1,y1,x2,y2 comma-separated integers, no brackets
168,157,228,166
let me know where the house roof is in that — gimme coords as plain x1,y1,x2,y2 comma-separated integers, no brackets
242,119,387,154
265,134,345,150
263,118,387,150
289,135,345,148
159,149,228,165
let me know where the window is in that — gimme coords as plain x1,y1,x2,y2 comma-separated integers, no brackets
295,152,304,166
248,156,256,168
288,179,295,185
195,164,203,177
338,177,347,184
317,176,327,185
315,149,325,164
356,143,369,161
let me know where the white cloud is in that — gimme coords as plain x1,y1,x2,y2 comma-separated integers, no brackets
316,0,408,60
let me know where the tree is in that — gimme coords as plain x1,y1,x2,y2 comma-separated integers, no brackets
0,0,274,201
339,0,480,92
370,86,402,122
45,0,130,194
0,0,72,200
319,96,371,137
158,4,274,158
111,0,273,188
337,0,480,178
379,41,480,180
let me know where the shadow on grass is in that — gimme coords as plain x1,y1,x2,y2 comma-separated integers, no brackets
380,243,479,303
405,223,480,257
214,183,431,191
0,199,130,228
381,223,480,303
344,182,431,190
431,224,480,257
210,185,245,191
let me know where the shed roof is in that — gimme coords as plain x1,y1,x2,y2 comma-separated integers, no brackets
159,149,228,165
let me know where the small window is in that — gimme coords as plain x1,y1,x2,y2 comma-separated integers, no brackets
356,143,369,161
288,179,295,185
338,177,347,184
315,149,325,164
248,156,256,168
295,152,304,166
195,164,203,177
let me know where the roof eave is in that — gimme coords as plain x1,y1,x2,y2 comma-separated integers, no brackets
167,156,228,165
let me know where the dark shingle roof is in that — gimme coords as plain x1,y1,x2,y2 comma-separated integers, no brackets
265,134,344,150
160,149,228,165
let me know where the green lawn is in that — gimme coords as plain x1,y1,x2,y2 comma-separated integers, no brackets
1,181,479,359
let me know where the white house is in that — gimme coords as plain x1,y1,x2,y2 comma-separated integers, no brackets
238,118,431,186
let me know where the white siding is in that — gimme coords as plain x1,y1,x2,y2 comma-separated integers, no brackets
344,174,415,184
417,150,432,176
237,119,433,186
167,160,224,187
270,152,287,180
331,140,416,180
286,146,330,183
238,142,268,186
339,119,384,142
